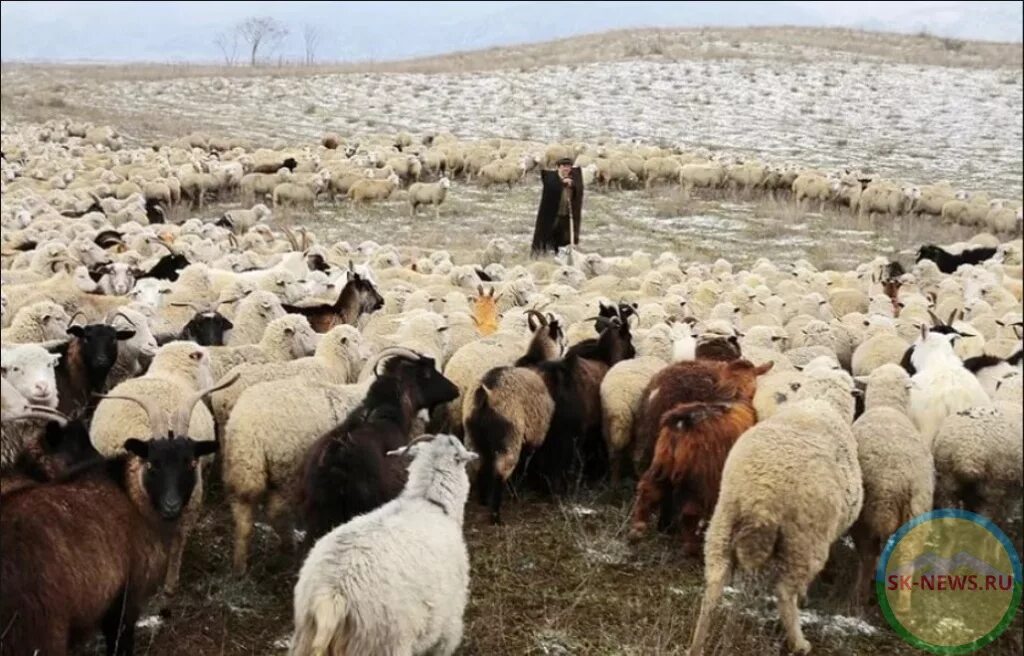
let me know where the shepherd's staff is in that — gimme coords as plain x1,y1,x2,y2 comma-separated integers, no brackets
565,175,576,267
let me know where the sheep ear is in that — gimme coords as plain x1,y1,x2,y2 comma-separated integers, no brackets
754,361,774,376
193,440,219,457
853,375,869,385
67,325,85,338
920,324,929,341
123,438,149,458
457,449,479,464
116,329,136,340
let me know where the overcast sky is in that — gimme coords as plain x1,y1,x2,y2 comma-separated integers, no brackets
1,1,1020,63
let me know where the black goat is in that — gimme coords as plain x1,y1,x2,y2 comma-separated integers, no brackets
299,347,459,541
534,316,636,485
136,242,189,282
917,244,997,274
163,302,234,347
47,317,135,417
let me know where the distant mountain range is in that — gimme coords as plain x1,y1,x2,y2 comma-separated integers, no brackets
1,1,1021,63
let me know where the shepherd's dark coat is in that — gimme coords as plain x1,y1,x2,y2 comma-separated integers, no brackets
531,167,584,256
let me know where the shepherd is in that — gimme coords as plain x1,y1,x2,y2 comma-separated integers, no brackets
531,157,584,258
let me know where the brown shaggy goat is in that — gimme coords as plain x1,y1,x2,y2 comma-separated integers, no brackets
630,399,758,555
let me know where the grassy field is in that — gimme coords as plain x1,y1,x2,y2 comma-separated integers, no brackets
103,473,1023,656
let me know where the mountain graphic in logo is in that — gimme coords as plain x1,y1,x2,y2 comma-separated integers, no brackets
890,551,1009,579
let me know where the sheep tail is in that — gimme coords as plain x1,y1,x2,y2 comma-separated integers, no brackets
291,590,347,656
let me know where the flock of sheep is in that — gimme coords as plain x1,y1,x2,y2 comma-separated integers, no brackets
1,117,1023,656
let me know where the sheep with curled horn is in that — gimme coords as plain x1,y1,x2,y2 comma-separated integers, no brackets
1,375,235,656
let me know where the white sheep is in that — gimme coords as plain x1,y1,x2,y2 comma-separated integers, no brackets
223,376,372,573
849,364,933,608
599,355,667,484
689,368,862,656
1,301,71,344
1,344,61,468
290,434,475,656
211,324,363,427
225,291,286,346
206,314,319,382
932,406,1023,518
408,177,451,218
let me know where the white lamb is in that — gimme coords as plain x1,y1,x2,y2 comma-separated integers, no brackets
290,434,476,656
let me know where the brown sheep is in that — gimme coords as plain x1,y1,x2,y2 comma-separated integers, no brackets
0,379,229,656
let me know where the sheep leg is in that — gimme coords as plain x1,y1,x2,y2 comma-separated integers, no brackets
679,501,704,558
687,556,732,656
434,204,440,220
231,499,255,575
475,462,492,507
429,615,464,656
629,468,666,539
608,448,623,487
489,472,506,525
102,590,138,656
776,580,811,655
851,526,878,610
267,490,295,555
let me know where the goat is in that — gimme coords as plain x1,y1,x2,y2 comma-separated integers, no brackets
48,313,136,417
466,316,634,524
0,379,225,656
629,360,772,553
299,347,459,542
135,241,190,282
168,302,235,347
917,244,997,274
633,359,770,487
283,265,384,332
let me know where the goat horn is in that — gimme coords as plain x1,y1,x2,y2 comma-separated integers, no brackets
94,392,169,440
927,310,943,327
3,406,69,426
67,310,87,327
370,346,422,376
150,239,177,255
170,301,209,312
524,309,547,327
300,227,309,251
282,226,299,251
387,433,435,457
171,372,240,437
216,296,245,307
107,310,137,328
227,233,239,250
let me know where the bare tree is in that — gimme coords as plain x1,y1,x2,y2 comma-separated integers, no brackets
236,16,289,67
213,29,239,66
302,24,322,66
